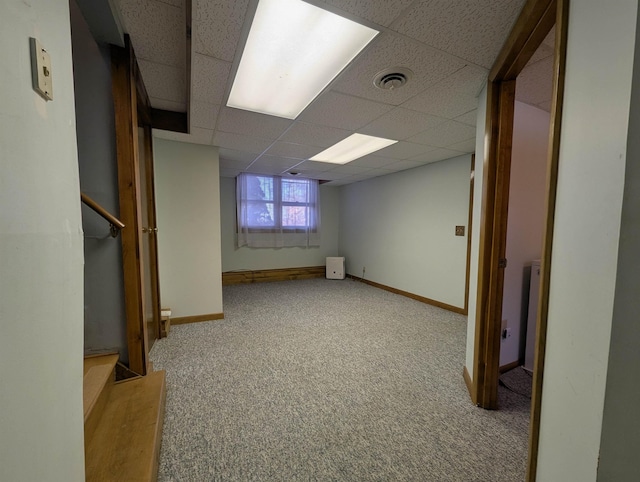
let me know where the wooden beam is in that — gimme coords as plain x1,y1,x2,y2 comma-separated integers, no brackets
150,108,188,133
111,36,147,375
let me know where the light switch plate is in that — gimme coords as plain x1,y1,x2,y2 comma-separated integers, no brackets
455,225,465,236
30,37,53,101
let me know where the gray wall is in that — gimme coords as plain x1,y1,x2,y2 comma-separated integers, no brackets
339,155,471,309
154,139,223,318
597,3,640,478
532,1,637,479
220,177,340,271
70,0,128,361
0,0,85,479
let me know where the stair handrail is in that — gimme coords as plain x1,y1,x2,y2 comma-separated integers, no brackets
81,193,125,237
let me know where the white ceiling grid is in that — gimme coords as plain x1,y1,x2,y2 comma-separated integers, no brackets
117,0,554,186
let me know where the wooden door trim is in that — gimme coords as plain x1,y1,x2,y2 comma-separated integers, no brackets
475,80,517,409
142,124,162,341
463,154,475,315
527,0,569,479
111,36,147,375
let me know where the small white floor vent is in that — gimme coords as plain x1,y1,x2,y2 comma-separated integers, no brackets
326,257,345,280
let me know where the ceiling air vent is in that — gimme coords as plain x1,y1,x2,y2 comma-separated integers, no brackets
373,67,413,91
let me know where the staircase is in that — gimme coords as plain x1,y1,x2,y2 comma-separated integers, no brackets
83,353,166,481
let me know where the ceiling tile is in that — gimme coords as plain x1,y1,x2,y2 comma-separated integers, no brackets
191,54,231,104
410,148,469,164
264,142,320,160
446,139,476,153
219,158,251,171
247,156,302,171
219,147,258,165
212,131,273,153
149,97,186,112
376,141,435,160
298,92,393,131
454,109,478,127
293,160,338,173
153,127,213,145
290,169,329,178
407,120,476,148
527,43,554,65
332,33,466,105
193,0,250,62
360,107,446,140
319,0,415,27
117,0,185,67
217,107,292,140
542,26,556,49
325,179,351,186
516,56,554,107
191,102,220,129
311,170,352,180
346,154,397,169
280,122,352,148
401,65,487,118
139,60,185,104
391,0,526,68
537,100,552,112
329,164,373,175
220,167,241,178
378,159,422,172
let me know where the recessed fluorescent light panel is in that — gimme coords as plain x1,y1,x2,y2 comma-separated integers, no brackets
310,133,398,164
227,0,378,119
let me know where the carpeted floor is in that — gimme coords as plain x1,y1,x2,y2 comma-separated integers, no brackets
500,367,533,400
150,278,530,481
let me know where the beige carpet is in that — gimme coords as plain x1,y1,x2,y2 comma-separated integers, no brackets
151,278,530,481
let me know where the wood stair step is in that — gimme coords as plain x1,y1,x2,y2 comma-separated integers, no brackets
85,370,166,482
84,353,119,445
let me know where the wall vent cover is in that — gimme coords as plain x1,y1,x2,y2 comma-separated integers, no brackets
373,67,413,90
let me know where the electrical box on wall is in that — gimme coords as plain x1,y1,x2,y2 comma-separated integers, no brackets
30,37,53,101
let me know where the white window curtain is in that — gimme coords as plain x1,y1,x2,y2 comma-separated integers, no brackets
236,173,321,248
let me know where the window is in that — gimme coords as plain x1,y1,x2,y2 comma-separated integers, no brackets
236,173,320,248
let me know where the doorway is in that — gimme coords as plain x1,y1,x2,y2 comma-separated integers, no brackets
469,0,569,480
112,36,163,374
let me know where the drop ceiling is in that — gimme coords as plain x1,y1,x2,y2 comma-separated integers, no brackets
116,0,554,186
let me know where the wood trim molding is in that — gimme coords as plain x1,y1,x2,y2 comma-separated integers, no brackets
111,36,147,375
463,366,477,405
527,1,569,480
499,360,521,374
490,0,556,81
347,275,466,315
464,154,475,315
222,266,325,285
171,313,224,325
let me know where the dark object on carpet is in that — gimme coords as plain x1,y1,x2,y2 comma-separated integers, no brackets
499,366,533,399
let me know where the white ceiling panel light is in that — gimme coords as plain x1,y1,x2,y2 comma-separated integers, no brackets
227,0,379,119
310,133,397,164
